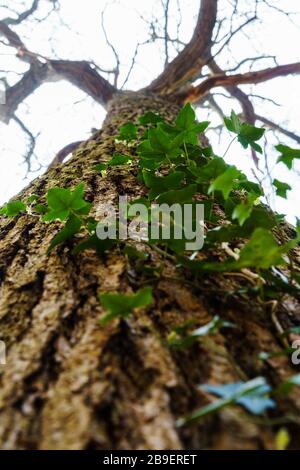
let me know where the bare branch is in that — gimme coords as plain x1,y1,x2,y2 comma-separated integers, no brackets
101,9,120,87
0,20,37,63
147,0,218,94
48,140,83,168
12,114,40,173
162,0,170,66
0,60,116,124
2,0,40,25
212,15,257,60
255,114,300,145
183,62,300,102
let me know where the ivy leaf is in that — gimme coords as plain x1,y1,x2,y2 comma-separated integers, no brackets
107,153,132,166
273,179,291,198
208,166,241,199
0,200,26,217
188,228,285,273
234,228,285,270
99,287,153,325
275,374,300,395
139,112,164,125
148,126,172,152
44,183,90,222
224,111,265,153
194,156,228,182
94,163,107,173
232,201,253,226
175,103,196,130
168,315,235,349
116,122,137,142
47,214,82,252
138,127,181,163
276,144,300,169
232,193,258,226
156,184,197,204
224,110,241,133
34,203,48,214
27,194,39,203
175,103,210,144
239,123,265,142
201,378,275,414
143,170,185,199
177,377,275,426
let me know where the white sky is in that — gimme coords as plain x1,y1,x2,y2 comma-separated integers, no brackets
0,0,299,223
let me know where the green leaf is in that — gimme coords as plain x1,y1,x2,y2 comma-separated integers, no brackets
27,194,39,203
99,287,153,325
275,374,300,395
177,377,275,426
175,103,195,130
188,228,285,273
194,156,228,182
34,203,48,214
44,183,90,222
168,315,236,350
139,112,164,125
233,228,285,270
148,126,171,152
276,144,300,169
208,166,241,199
107,153,132,166
273,179,291,198
47,214,82,252
116,122,137,142
143,170,185,199
0,200,26,217
232,193,257,226
174,104,210,144
232,201,253,226
224,111,265,153
156,184,197,204
224,110,241,134
45,188,73,221
239,122,265,142
94,163,107,172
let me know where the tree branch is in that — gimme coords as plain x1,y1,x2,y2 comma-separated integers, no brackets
255,114,300,145
147,0,218,94
2,0,40,25
12,114,41,173
0,60,116,123
183,62,300,102
0,20,37,63
48,140,84,168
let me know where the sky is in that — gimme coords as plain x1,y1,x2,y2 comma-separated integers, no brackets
0,0,300,223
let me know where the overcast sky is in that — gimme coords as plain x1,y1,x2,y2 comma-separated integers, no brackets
0,0,299,223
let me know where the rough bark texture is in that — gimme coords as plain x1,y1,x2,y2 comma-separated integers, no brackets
0,92,300,450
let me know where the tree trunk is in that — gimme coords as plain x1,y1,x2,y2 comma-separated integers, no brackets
0,91,300,450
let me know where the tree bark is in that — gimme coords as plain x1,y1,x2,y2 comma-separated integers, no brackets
0,91,300,450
